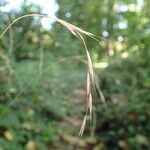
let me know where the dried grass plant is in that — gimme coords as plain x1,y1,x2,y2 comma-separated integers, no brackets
0,13,105,136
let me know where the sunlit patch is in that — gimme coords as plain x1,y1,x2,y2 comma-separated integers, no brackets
118,22,128,29
118,36,123,42
102,31,109,37
137,0,144,11
121,52,128,58
4,131,14,141
128,4,136,12
94,62,108,69
0,0,59,30
119,5,128,12
113,3,118,10
102,19,107,27
116,42,123,51
66,12,71,18
41,18,53,30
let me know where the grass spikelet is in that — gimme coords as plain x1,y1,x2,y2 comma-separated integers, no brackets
79,115,87,137
54,17,94,37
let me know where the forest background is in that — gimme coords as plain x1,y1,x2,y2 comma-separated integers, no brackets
0,0,150,149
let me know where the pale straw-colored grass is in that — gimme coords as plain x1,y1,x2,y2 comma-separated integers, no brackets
0,13,105,136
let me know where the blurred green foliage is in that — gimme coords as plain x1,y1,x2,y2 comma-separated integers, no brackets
0,0,150,149
96,56,150,150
